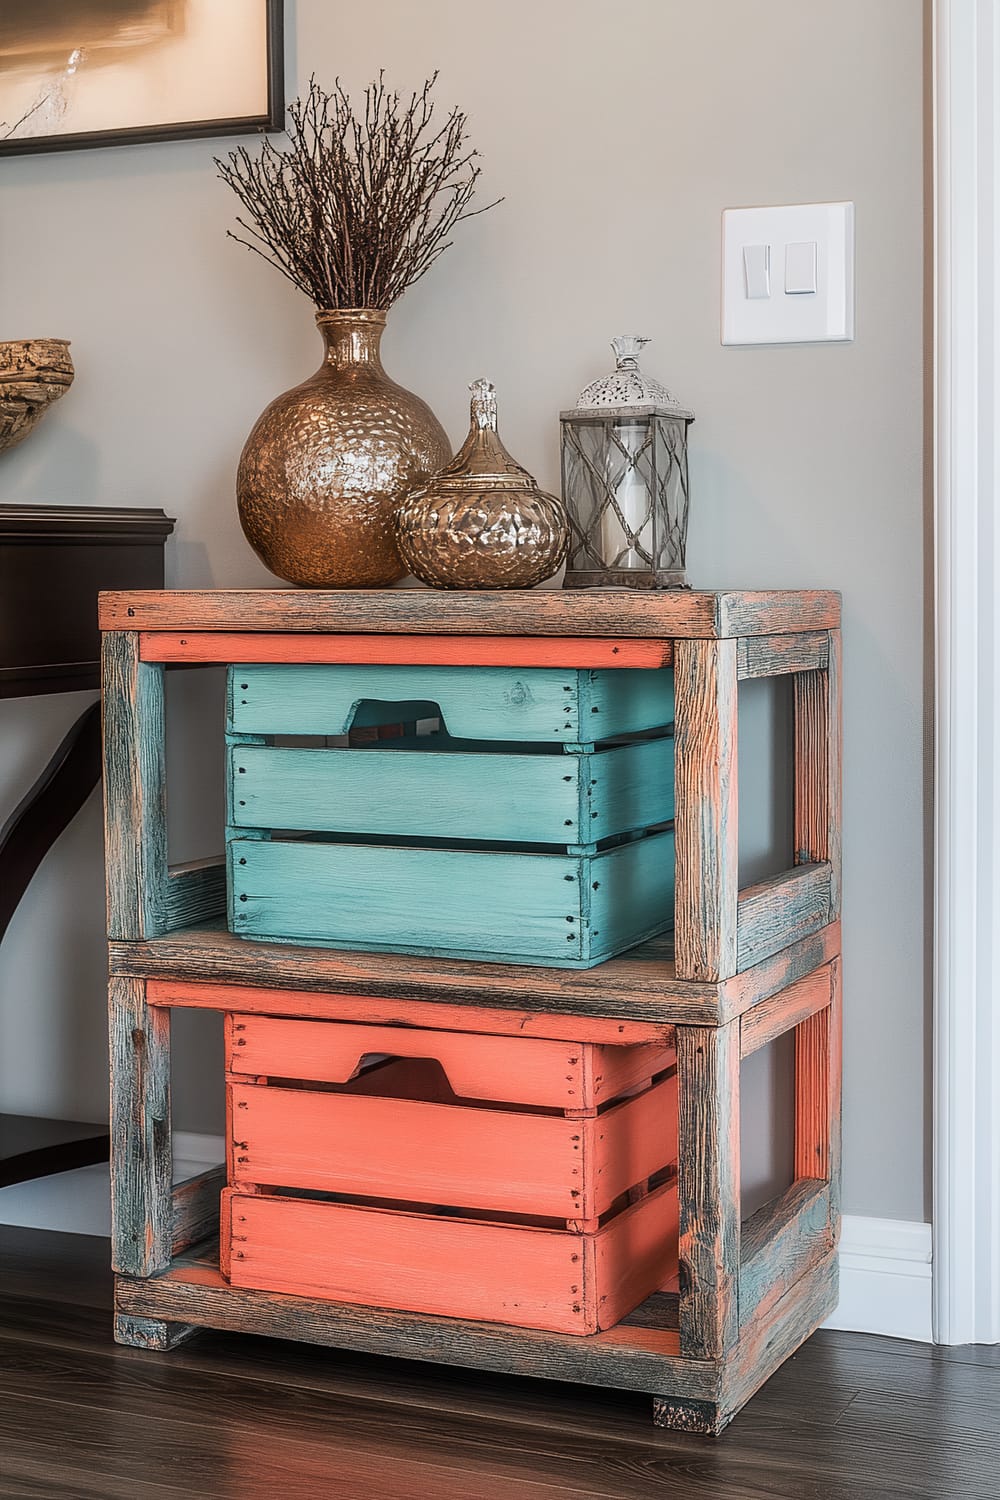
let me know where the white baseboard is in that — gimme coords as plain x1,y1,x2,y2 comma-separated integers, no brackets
823,1215,933,1342
0,1139,934,1343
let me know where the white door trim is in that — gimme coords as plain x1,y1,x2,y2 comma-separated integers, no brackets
933,0,1000,1345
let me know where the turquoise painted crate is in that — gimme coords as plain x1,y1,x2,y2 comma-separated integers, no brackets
225,662,675,967
227,830,675,968
228,663,675,744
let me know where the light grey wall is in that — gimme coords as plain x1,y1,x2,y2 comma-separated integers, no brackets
0,0,926,1220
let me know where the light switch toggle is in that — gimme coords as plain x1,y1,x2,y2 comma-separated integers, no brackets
743,243,771,299
785,241,818,295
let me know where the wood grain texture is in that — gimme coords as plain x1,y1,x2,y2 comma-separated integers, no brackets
229,734,674,847
116,919,841,1028
674,639,739,981
794,629,842,915
719,920,841,1023
114,1260,720,1397
735,862,832,972
174,980,677,1043
739,964,834,1059
676,1022,741,1359
112,1313,197,1351
738,1180,833,1327
226,1016,673,1110
227,830,675,968
827,956,843,1227
108,977,172,1278
101,587,840,638
171,1165,225,1257
226,1072,676,1221
160,861,226,932
736,631,829,680
717,1246,839,1430
222,1184,678,1336
228,662,674,744
101,632,165,940
141,631,674,668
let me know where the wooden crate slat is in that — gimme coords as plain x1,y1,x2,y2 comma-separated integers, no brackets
101,587,840,638
229,736,675,847
227,831,674,969
227,1073,675,1221
226,1015,672,1110
141,631,674,668
738,1179,833,1328
228,662,675,743
735,862,832,972
222,1184,678,1336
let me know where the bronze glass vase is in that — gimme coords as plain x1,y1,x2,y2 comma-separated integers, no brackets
237,309,451,587
396,379,569,590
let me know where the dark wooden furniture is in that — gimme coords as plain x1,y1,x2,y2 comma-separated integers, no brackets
0,504,173,1186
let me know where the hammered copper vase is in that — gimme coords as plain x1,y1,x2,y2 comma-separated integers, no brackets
237,309,451,587
396,379,569,590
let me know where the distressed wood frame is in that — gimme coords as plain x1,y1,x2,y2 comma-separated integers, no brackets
102,589,841,1432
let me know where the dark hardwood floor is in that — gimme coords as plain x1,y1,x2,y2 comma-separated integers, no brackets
0,1227,997,1499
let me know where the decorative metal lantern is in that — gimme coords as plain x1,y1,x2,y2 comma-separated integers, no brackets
560,337,694,589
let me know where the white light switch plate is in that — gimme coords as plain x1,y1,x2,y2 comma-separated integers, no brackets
722,201,854,346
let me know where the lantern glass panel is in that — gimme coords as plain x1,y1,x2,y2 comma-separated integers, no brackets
560,409,691,588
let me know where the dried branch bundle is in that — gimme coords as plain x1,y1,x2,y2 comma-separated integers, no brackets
216,74,500,311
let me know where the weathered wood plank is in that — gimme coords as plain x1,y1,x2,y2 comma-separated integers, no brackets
102,632,166,940
718,1246,839,1429
112,1313,199,1350
161,860,226,930
794,629,842,914
735,862,832,972
171,1164,225,1257
794,1007,832,1182
108,977,172,1278
716,592,841,638
111,919,840,1028
158,979,677,1043
676,1022,741,1359
674,640,739,981
141,631,674,669
739,964,833,1058
114,1263,721,1396
738,1179,833,1327
100,588,840,639
719,920,841,1022
828,956,843,1227
736,631,829,680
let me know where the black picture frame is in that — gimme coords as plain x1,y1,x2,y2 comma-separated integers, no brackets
0,0,284,157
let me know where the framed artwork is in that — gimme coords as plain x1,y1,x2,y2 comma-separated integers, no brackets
0,0,284,156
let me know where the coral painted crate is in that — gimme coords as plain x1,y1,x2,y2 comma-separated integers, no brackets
223,1017,679,1335
225,661,676,966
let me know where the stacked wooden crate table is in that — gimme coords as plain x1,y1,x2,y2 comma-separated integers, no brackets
101,587,841,1435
